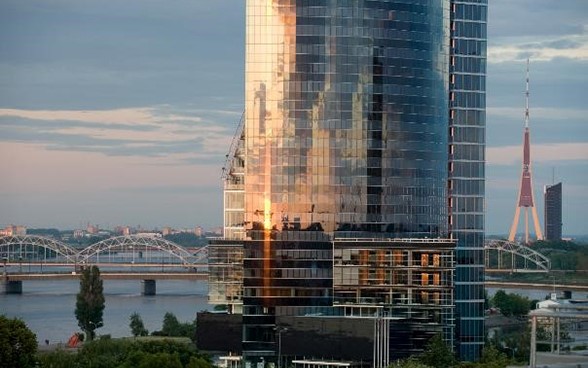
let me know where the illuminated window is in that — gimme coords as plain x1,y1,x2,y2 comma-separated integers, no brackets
421,253,429,267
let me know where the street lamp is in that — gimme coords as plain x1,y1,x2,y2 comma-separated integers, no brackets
274,326,288,368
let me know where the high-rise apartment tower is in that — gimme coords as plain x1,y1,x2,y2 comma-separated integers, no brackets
544,183,562,241
449,0,487,360
215,0,487,363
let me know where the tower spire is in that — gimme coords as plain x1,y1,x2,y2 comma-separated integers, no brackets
508,59,544,244
525,58,530,128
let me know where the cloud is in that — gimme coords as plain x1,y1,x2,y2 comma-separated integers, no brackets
489,0,588,39
487,142,588,165
0,107,193,125
489,35,588,63
488,0,588,64
0,106,237,160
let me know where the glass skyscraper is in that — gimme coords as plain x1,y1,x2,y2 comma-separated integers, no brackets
544,182,562,241
245,0,449,239
449,0,487,360
215,0,486,362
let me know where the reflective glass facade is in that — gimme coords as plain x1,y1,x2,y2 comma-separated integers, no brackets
208,239,244,313
242,234,333,359
245,0,450,238
544,183,562,241
449,0,487,360
233,0,488,363
333,239,455,345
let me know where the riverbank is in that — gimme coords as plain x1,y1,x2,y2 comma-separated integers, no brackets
485,281,588,293
1,279,210,344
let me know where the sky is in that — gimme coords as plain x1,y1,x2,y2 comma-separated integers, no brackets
0,1,587,235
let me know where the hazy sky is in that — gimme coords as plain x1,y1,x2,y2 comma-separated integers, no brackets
0,1,587,235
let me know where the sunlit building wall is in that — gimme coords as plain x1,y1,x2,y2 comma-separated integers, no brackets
242,0,451,362
245,0,450,237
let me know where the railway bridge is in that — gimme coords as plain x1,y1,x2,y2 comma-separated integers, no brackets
0,235,208,295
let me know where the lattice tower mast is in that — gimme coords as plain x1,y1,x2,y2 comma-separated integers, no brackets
508,59,543,244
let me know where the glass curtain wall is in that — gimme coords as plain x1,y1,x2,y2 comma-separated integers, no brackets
449,0,487,361
245,0,450,239
244,0,451,362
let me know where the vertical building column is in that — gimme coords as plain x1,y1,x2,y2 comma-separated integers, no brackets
142,279,156,296
373,317,391,368
530,316,537,368
3,279,23,294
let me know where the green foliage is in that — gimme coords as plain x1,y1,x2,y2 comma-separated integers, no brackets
75,266,105,341
490,322,558,364
152,313,195,339
533,240,588,270
122,351,183,368
187,357,212,368
0,316,38,368
388,357,431,368
162,313,182,336
477,345,511,368
38,338,213,368
37,349,77,368
491,290,530,317
130,312,149,337
390,344,513,368
419,335,457,368
137,339,202,366
77,337,132,368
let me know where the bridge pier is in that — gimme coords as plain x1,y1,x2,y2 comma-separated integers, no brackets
2,279,23,294
142,279,156,296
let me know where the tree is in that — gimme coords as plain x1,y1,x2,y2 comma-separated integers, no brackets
154,312,195,339
0,315,38,368
133,352,183,368
478,345,511,368
38,349,78,368
491,290,530,317
162,312,182,336
130,312,149,337
187,357,212,368
418,335,457,368
39,337,213,368
388,357,431,368
75,265,105,341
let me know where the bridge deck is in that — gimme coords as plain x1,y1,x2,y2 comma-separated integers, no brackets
3,272,208,281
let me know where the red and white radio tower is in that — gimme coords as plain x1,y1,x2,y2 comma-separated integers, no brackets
508,59,543,244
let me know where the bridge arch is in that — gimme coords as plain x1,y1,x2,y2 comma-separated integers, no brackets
0,235,78,263
77,235,195,266
485,239,551,272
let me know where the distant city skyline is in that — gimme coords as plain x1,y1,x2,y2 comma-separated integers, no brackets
1,0,587,235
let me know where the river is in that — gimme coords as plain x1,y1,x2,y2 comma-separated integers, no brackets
0,279,210,344
2,280,585,345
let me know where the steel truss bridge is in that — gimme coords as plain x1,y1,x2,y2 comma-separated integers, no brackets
2,235,551,276
484,239,551,273
0,235,208,273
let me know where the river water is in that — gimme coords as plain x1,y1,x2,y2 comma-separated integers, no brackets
0,279,210,344
2,280,584,345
